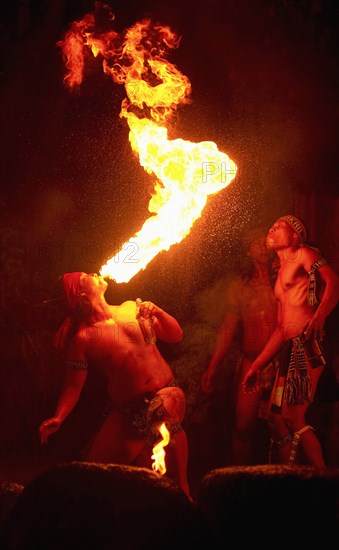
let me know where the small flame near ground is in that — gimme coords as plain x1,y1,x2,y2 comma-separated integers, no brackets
151,422,170,475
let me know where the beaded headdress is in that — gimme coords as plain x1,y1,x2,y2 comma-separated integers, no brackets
278,215,307,243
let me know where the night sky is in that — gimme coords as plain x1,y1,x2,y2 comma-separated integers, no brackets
1,0,339,317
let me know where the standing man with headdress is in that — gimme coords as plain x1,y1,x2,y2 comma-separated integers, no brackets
39,272,191,499
242,215,338,466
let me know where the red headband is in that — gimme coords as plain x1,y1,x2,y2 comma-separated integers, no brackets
62,272,85,311
54,272,85,350
278,215,307,243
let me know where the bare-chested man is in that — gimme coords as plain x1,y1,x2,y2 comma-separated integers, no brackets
39,272,191,499
201,228,278,464
242,215,338,467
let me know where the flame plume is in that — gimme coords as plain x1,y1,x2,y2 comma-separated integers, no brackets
151,422,170,475
58,3,237,283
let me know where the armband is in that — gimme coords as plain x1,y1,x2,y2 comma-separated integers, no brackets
308,257,327,307
67,360,89,370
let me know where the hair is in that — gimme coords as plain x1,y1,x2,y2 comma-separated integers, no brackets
240,226,278,287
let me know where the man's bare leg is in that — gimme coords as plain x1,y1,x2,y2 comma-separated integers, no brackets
151,386,191,498
165,430,191,500
283,366,326,467
267,412,293,463
232,382,261,464
267,375,293,463
297,427,325,467
231,358,263,464
85,410,147,464
132,429,191,500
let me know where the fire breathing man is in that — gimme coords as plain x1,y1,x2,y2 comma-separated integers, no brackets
39,272,191,499
242,215,338,467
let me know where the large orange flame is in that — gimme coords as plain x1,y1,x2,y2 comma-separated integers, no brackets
58,4,237,283
151,422,170,475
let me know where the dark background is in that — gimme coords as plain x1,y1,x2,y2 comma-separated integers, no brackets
1,0,338,495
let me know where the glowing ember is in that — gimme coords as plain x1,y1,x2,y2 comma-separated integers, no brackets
58,4,237,283
151,422,170,475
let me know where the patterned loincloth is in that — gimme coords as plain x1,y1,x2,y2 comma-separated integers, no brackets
109,380,183,445
271,333,326,413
